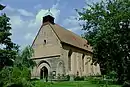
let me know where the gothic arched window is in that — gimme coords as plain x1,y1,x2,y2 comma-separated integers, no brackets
68,49,72,71
82,54,85,71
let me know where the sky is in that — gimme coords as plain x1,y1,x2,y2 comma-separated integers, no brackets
1,0,99,48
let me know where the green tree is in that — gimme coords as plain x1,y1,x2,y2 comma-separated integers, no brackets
0,66,32,87
0,4,5,10
0,46,36,87
78,0,130,84
0,4,35,87
0,5,18,70
14,46,36,69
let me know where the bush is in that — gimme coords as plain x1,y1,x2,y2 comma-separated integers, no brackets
106,71,117,79
31,78,39,81
66,75,70,81
7,84,23,87
6,79,32,87
74,76,84,81
0,67,12,86
56,74,70,81
31,81,51,87
86,75,118,85
89,77,101,84
0,66,32,87
20,67,31,80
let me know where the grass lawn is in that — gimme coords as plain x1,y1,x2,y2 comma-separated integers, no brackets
32,80,121,87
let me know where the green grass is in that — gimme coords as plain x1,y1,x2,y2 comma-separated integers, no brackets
32,80,121,87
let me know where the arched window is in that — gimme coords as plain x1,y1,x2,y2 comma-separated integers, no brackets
82,54,85,71
68,49,72,71
57,62,64,75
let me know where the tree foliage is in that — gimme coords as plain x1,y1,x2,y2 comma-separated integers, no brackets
0,45,36,87
0,5,36,87
0,66,32,87
14,46,36,69
0,4,35,69
78,0,130,83
0,4,19,70
0,4,5,10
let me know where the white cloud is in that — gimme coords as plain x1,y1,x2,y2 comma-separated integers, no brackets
10,16,25,28
85,0,100,4
17,9,34,17
4,6,34,17
63,16,79,26
24,33,34,40
32,8,60,25
34,4,42,9
3,0,61,48
28,0,60,28
6,6,15,12
52,0,60,9
62,14,84,35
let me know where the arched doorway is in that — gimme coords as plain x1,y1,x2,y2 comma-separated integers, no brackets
40,66,48,79
37,60,51,80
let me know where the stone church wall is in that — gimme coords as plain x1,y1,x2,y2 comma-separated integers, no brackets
61,44,101,77
31,56,63,79
32,24,62,58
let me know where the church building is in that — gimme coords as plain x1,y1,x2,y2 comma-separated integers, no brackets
31,11,101,79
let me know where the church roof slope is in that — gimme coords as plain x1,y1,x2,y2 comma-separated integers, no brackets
49,23,92,52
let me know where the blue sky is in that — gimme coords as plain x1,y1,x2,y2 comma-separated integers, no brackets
1,0,99,48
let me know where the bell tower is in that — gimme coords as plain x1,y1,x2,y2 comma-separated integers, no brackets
42,9,55,24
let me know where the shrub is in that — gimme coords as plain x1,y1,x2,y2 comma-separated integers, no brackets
31,78,39,81
0,67,12,87
66,75,70,81
0,66,32,87
89,77,101,84
20,67,31,80
106,71,117,79
56,74,70,81
6,79,32,87
86,75,118,85
7,84,23,87
74,76,84,81
31,81,51,87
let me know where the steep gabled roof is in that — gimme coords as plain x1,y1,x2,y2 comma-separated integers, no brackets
49,23,92,52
